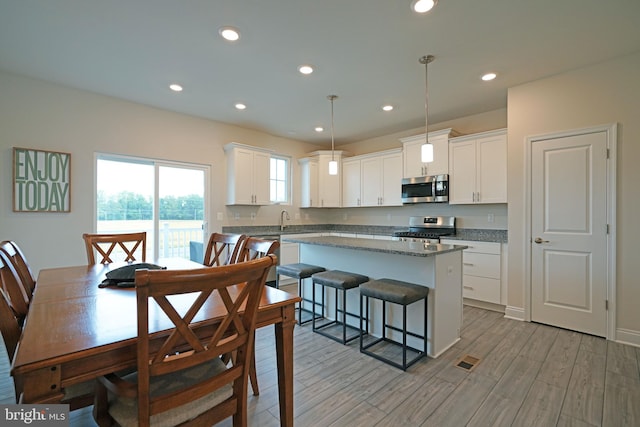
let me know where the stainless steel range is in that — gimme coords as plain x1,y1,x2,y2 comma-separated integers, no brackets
394,216,456,243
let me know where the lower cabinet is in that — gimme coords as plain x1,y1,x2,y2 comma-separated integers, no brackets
441,239,501,305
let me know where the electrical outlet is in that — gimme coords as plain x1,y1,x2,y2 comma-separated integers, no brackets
216,212,223,221
295,213,300,220
343,213,348,220
250,212,256,220
234,213,240,220
487,213,495,223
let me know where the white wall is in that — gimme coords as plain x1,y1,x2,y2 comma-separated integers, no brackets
0,71,328,272
507,51,640,340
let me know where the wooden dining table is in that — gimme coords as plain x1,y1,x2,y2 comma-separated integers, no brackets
11,258,301,427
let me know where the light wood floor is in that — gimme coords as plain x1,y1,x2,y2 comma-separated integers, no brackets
2,305,639,426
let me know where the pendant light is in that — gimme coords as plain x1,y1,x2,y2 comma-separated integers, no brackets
419,55,435,163
327,95,338,175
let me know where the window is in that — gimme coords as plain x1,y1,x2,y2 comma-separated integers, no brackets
96,154,209,260
270,156,290,203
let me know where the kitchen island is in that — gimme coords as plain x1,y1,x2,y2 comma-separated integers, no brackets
280,235,467,357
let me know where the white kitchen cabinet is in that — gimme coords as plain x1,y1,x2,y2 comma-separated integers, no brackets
299,157,318,208
441,239,501,305
342,158,361,207
341,149,402,207
278,240,300,286
299,150,345,208
224,143,272,205
400,128,457,178
448,129,507,204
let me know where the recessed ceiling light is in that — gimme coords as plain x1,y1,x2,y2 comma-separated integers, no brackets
219,26,240,41
298,65,314,75
235,103,246,110
315,127,324,132
169,84,183,92
411,0,438,14
481,72,497,81
382,105,394,112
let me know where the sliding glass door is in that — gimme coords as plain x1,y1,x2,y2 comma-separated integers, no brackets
96,155,208,260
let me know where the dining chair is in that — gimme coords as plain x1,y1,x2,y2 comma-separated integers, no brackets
0,241,36,298
0,248,30,324
231,236,280,264
83,232,147,264
93,254,277,427
202,233,246,267
0,258,95,410
228,236,280,396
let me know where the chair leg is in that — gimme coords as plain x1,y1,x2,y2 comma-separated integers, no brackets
249,351,259,396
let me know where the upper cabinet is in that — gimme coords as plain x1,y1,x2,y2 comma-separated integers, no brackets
299,151,345,208
400,128,457,178
343,149,403,207
448,129,507,204
224,143,272,205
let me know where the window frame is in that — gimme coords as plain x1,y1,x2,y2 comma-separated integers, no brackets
270,154,291,205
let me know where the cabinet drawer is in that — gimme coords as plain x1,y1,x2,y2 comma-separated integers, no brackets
463,252,500,279
455,240,500,254
463,275,500,304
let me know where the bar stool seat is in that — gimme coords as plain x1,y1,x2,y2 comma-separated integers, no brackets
276,263,325,325
311,270,368,344
359,278,429,371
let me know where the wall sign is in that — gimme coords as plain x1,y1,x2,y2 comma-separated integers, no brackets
13,147,71,212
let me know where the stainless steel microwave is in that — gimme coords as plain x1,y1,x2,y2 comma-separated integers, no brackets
401,174,449,204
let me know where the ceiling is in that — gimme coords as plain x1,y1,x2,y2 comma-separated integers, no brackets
1,1,639,146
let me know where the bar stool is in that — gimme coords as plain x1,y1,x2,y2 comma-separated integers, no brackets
311,270,368,344
276,263,326,325
359,278,429,371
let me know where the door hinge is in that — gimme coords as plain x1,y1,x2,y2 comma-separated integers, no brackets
605,300,609,310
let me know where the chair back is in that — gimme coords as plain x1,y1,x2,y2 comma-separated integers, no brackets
0,260,23,363
203,233,246,267
0,241,36,297
231,237,280,264
134,254,277,425
0,249,30,324
82,232,147,264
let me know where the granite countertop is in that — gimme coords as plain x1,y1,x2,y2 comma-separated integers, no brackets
222,224,507,243
280,235,467,258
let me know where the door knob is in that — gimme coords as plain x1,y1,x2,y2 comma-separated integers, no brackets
534,237,549,244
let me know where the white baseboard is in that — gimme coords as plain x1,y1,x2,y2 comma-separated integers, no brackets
615,328,640,348
463,298,505,313
504,306,525,321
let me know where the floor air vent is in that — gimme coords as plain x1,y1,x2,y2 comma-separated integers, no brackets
455,355,480,372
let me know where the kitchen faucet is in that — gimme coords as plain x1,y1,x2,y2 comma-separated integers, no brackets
280,209,290,231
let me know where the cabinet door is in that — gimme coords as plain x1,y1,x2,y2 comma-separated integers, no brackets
361,157,382,206
448,140,476,204
252,150,271,205
300,160,318,207
476,134,507,203
403,140,425,178
342,159,361,207
318,155,341,207
233,148,256,204
427,134,449,176
381,153,403,206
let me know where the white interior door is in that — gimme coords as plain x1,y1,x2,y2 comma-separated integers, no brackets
531,130,609,336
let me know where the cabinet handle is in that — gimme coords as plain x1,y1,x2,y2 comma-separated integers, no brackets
476,192,480,202
463,286,474,290
463,262,474,266
358,198,361,206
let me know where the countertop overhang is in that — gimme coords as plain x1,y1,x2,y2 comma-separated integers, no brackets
281,235,467,257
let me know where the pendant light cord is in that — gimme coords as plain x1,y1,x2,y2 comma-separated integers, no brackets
419,55,434,143
328,95,337,161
